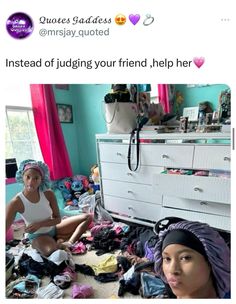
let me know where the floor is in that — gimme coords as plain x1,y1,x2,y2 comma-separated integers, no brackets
7,221,141,299
45,250,139,299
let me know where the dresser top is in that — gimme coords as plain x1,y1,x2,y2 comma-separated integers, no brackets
96,132,231,141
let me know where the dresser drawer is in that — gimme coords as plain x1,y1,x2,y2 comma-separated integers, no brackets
104,195,161,222
99,143,130,164
102,179,162,204
193,145,231,170
99,143,194,168
155,174,230,204
100,163,163,184
163,196,230,217
141,144,194,168
160,207,230,231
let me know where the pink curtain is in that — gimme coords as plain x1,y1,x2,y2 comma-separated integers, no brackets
158,84,170,113
30,84,73,180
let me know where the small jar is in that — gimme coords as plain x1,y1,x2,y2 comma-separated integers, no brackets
205,113,213,125
198,111,205,126
180,116,188,133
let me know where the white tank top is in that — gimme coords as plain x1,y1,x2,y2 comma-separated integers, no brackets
18,191,54,234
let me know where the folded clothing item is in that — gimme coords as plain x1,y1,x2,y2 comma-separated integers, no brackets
37,282,64,299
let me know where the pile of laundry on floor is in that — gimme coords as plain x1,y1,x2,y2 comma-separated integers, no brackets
6,221,173,299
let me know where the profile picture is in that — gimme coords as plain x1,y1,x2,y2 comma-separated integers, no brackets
57,104,73,123
6,12,34,39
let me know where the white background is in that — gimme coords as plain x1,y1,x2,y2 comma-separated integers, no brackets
1,1,235,303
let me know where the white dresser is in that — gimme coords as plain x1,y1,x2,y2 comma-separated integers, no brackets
96,132,231,231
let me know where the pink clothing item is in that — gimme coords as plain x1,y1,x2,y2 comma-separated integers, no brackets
62,266,77,281
194,170,209,176
53,266,77,288
114,226,123,235
88,215,95,229
71,241,87,255
90,223,113,236
72,283,93,298
30,84,73,180
6,225,14,242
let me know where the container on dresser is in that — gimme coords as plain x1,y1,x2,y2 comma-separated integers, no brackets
96,132,231,231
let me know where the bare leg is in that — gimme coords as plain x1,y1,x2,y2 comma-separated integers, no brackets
56,213,92,246
32,235,59,257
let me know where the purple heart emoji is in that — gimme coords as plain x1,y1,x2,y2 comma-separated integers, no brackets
129,14,140,25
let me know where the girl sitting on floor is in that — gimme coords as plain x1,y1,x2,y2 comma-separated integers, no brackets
6,159,92,257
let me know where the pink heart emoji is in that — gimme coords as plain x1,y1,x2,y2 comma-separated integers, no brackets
129,14,140,25
193,57,205,68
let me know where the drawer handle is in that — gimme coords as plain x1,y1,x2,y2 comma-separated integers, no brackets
128,206,134,210
162,154,169,159
127,190,134,194
127,173,133,176
116,152,122,156
224,156,231,161
194,187,202,192
200,201,208,206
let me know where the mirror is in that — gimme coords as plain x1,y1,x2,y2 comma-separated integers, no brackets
149,83,231,124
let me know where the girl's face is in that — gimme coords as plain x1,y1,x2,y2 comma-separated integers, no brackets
23,169,42,192
162,244,215,298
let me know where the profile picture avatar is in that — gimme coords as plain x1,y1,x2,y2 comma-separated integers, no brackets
6,12,34,39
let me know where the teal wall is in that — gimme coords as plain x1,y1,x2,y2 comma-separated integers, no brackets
6,182,23,219
53,85,80,175
6,183,22,203
175,84,230,115
71,84,109,175
53,84,109,176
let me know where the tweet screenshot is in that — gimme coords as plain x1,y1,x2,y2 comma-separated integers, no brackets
1,0,234,302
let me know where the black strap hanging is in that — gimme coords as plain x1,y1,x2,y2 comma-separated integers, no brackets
127,127,140,172
127,116,149,172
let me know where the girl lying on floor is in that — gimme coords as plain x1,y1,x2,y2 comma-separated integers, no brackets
6,159,92,257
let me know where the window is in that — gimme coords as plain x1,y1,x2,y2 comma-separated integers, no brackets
150,83,159,104
5,106,43,169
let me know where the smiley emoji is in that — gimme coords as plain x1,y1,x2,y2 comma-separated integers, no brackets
115,14,126,25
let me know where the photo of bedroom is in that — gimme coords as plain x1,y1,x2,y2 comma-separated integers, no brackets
5,84,231,299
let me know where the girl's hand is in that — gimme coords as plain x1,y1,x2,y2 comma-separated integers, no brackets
25,222,41,233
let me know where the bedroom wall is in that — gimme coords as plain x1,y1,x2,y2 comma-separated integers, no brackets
54,84,109,176
53,85,80,175
71,84,109,175
175,84,230,115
